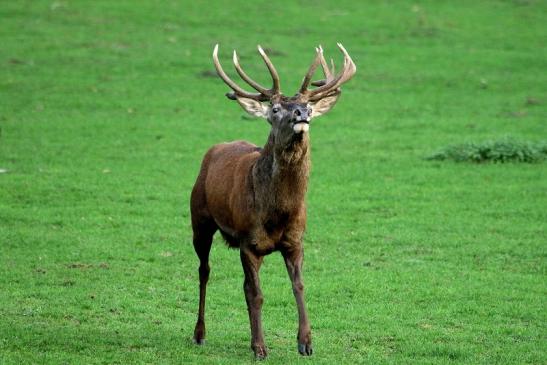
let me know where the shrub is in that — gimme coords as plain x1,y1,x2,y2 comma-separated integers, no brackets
427,138,547,163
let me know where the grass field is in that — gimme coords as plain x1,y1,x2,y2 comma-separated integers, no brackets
1,1,546,363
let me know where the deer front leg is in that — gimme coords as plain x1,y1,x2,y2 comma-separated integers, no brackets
240,248,267,359
282,247,312,356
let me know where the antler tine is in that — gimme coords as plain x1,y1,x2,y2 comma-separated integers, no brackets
318,45,332,80
307,43,356,101
299,47,322,93
310,45,334,87
212,44,269,101
232,50,271,95
257,45,281,94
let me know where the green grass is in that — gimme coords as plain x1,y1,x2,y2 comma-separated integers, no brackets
1,0,546,364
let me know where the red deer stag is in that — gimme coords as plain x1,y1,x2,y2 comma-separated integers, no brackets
190,43,356,359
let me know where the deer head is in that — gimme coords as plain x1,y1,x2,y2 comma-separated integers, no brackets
212,44,356,145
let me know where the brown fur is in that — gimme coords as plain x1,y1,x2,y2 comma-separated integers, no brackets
192,132,309,253
191,125,312,358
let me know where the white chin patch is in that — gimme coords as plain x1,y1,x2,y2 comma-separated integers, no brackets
293,123,310,133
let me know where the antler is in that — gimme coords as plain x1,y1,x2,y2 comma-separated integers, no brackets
213,44,281,101
299,43,356,101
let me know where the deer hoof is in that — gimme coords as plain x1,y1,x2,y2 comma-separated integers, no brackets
298,342,313,356
193,327,206,345
253,345,268,360
193,337,206,345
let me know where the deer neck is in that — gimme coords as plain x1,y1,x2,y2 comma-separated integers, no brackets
253,132,310,212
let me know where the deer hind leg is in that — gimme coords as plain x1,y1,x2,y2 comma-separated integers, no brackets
282,247,312,356
240,248,267,359
192,219,217,345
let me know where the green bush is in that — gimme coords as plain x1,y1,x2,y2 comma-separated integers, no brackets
427,138,547,163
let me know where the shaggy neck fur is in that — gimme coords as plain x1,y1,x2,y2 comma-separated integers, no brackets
252,131,310,213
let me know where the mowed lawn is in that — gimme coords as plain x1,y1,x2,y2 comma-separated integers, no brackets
1,1,545,364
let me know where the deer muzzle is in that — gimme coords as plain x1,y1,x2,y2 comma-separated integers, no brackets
292,108,310,133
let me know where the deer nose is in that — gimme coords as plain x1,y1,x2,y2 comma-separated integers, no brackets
293,108,310,122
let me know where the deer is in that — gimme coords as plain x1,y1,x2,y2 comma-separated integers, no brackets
190,43,356,359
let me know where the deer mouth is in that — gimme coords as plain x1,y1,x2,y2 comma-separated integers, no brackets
293,122,309,133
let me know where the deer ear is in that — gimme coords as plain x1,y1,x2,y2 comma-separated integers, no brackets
309,94,340,118
235,96,270,119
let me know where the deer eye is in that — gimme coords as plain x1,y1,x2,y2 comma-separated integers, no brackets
272,107,280,114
